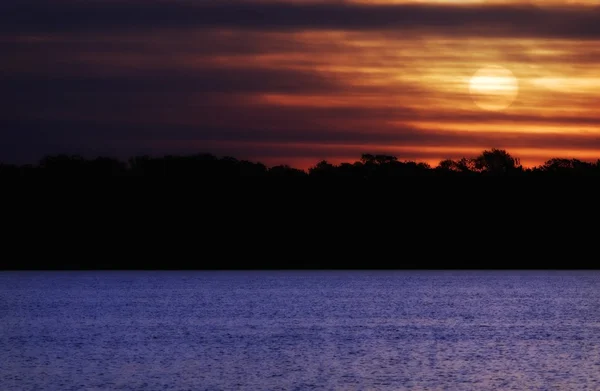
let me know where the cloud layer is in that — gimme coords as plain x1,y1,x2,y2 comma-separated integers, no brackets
2,1,600,38
2,0,600,168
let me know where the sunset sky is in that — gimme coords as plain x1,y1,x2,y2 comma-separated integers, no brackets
2,0,600,168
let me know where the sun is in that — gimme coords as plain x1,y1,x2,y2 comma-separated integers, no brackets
469,65,519,112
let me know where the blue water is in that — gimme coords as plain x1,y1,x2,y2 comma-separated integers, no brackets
1,271,600,390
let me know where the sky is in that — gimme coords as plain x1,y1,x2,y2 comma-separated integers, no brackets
2,0,600,168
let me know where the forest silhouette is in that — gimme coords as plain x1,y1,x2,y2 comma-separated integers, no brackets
3,147,599,270
2,148,600,177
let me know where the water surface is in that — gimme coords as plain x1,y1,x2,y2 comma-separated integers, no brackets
2,271,600,390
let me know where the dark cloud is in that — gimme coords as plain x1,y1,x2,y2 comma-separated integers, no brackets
0,30,304,58
1,1,600,39
0,66,343,107
3,116,600,165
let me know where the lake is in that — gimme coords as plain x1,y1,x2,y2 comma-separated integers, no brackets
1,271,600,390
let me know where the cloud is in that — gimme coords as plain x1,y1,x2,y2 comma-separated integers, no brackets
1,1,600,39
3,116,600,164
0,67,347,125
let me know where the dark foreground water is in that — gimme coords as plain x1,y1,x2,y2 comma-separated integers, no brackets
2,271,600,390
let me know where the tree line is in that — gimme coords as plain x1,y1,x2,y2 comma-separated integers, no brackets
2,148,600,176
2,146,598,270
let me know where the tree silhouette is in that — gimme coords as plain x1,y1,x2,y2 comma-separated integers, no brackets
268,165,307,177
308,161,337,177
2,148,600,177
539,158,596,176
436,157,476,174
473,148,521,175
39,154,88,175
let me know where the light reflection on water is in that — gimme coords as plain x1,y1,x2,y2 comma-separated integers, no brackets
1,270,600,390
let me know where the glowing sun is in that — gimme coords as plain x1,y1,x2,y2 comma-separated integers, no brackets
469,65,519,112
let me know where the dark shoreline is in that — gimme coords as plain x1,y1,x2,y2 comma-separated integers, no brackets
3,149,599,271
2,149,600,177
